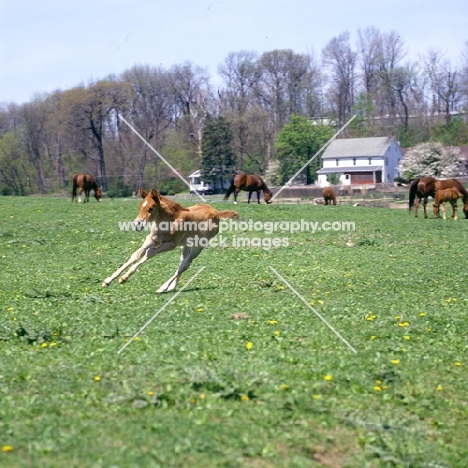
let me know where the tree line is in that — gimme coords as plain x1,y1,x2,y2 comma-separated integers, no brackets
1,27,468,196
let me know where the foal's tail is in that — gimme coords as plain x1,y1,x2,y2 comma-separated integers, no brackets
224,179,235,200
218,210,240,220
408,178,420,212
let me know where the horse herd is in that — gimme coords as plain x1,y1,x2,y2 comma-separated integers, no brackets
71,172,468,293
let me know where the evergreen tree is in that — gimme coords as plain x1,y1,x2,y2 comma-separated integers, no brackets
202,115,236,190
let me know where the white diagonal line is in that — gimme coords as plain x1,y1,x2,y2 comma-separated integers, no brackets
270,115,356,203
269,266,357,353
117,266,205,354
118,114,207,202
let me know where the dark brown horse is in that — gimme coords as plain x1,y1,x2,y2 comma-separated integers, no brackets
322,187,337,205
409,177,468,218
433,188,464,220
224,173,272,204
72,174,102,203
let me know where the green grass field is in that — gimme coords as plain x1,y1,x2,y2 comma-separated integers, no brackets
1,195,467,467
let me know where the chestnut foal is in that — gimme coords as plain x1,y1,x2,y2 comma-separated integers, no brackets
102,189,239,292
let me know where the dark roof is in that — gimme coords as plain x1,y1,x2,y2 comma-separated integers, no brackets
322,137,398,159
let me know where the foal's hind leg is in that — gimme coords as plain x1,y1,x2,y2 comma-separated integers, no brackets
157,246,204,293
257,191,261,204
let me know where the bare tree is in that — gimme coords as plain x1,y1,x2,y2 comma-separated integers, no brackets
120,65,173,190
423,50,462,125
169,62,213,160
61,80,131,192
322,32,357,125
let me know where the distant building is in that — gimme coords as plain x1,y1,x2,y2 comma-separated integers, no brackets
188,170,231,195
316,136,404,187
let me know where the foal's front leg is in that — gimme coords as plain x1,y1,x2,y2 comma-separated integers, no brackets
157,246,204,293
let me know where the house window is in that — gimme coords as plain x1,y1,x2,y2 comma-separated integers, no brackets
368,158,372,165
353,158,356,166
385,157,388,166
336,158,339,166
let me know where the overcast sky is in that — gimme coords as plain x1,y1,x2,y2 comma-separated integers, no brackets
1,0,467,104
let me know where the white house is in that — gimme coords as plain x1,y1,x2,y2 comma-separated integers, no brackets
188,170,231,195
316,136,404,187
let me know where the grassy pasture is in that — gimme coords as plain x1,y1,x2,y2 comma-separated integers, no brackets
1,195,467,467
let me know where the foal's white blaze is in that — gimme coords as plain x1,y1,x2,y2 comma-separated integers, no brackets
142,201,148,207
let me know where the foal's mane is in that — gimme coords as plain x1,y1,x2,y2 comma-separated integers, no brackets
157,193,190,218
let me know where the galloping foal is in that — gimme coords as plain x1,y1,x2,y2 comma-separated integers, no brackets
433,188,465,220
102,189,239,293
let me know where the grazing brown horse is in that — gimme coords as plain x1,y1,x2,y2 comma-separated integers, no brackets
102,189,239,293
433,188,464,220
224,173,272,204
72,174,102,203
322,187,337,205
409,177,468,219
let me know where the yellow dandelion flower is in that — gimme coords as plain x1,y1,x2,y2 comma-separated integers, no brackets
370,335,377,339
94,376,101,381
394,315,401,319
41,342,48,348
148,391,155,395
240,394,249,402
268,320,278,325
274,330,280,336
280,384,288,390
134,336,140,341
324,375,332,381
2,445,13,452
404,335,410,340
455,362,462,366
436,385,442,391
376,380,382,384
50,342,57,347
278,286,284,290
318,299,324,304
374,386,381,392
309,301,315,306
419,312,426,317
312,394,321,399
391,359,400,365
245,342,253,350
199,394,205,399
7,307,13,311
197,308,204,312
